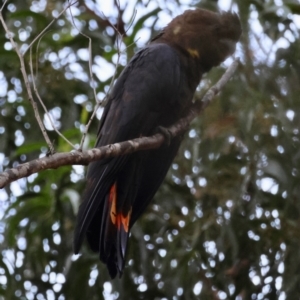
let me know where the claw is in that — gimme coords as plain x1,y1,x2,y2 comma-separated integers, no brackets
156,126,173,146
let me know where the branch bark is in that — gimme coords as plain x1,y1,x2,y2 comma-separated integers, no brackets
0,58,239,189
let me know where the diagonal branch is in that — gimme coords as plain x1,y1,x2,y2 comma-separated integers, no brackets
0,58,239,189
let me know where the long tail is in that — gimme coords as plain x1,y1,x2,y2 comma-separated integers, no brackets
97,182,132,278
73,180,132,279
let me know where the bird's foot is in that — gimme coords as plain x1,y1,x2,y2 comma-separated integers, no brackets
156,126,173,146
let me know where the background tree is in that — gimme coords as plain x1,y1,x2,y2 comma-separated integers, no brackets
0,0,300,299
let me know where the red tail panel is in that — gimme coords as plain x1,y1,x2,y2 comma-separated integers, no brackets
105,182,132,277
108,183,117,226
108,183,132,232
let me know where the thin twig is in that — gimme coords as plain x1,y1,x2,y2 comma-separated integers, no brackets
0,58,240,188
26,1,80,150
29,46,77,149
0,2,55,154
125,9,137,35
34,29,52,79
79,5,138,149
0,0,8,12
24,1,78,56
102,8,137,97
65,0,100,149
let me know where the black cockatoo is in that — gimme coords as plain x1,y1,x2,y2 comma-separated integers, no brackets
74,8,241,278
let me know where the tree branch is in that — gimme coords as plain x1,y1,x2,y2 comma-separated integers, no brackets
0,58,239,189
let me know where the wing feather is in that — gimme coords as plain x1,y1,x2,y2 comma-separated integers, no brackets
74,43,189,277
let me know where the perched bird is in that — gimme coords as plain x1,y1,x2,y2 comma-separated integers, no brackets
74,8,241,278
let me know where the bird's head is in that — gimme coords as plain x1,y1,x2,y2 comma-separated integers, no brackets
154,8,242,71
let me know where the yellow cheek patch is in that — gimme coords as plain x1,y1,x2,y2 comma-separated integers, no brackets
109,183,132,233
173,25,181,35
187,48,199,58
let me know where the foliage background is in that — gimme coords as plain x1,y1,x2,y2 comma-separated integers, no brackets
1,0,300,299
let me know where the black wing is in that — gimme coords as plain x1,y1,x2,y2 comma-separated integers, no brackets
73,43,189,277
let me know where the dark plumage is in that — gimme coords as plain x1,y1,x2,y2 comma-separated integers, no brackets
74,8,241,278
